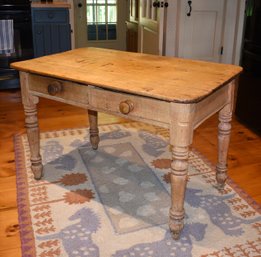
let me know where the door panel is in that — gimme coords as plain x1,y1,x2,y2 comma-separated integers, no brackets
178,0,225,62
139,0,167,55
191,12,217,57
142,27,158,54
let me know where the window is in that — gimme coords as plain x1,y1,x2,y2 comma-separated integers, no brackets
87,0,117,41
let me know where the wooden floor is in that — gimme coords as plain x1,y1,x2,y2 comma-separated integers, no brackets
0,89,260,256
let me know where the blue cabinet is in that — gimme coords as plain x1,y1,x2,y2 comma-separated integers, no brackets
32,8,71,57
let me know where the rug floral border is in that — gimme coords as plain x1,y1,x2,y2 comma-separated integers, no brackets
14,123,261,256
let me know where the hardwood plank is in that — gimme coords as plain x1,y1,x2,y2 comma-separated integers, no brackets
0,248,21,257
0,209,20,252
0,176,17,211
230,163,261,202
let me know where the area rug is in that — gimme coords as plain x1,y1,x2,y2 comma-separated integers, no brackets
15,122,261,257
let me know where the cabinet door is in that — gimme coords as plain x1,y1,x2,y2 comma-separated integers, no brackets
33,24,46,57
33,23,71,57
178,0,225,62
33,24,54,57
50,24,71,53
32,8,71,57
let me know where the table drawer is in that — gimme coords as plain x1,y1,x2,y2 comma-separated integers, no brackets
28,74,89,107
89,86,170,124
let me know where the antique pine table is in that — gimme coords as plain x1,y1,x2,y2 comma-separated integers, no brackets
12,48,242,239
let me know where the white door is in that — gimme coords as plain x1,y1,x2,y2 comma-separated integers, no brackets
178,0,225,62
139,0,168,55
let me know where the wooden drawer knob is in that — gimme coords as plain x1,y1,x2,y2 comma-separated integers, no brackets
47,81,63,96
119,100,134,114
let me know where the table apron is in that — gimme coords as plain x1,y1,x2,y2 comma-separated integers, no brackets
193,85,231,129
27,73,233,131
28,74,170,128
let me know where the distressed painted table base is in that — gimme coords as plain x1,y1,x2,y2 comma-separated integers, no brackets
20,77,235,239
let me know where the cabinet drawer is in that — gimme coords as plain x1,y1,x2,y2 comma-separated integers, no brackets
32,9,69,23
88,86,170,124
28,74,89,107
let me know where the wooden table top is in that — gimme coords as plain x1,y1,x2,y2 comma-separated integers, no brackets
11,48,242,103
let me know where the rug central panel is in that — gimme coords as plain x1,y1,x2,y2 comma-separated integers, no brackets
79,142,170,234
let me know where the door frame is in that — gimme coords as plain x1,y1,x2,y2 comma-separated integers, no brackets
68,0,75,49
68,0,88,49
222,0,245,64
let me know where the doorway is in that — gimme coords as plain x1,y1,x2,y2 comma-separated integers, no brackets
73,0,127,50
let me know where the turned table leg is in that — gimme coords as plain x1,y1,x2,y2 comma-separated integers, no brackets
88,109,100,150
169,145,190,239
24,103,43,179
169,103,194,239
216,105,232,189
20,72,43,179
216,81,235,190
